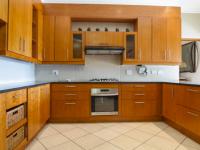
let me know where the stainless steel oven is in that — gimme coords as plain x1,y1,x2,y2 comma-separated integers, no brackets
91,88,118,116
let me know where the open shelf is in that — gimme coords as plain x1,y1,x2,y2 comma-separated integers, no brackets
13,138,27,150
6,118,27,136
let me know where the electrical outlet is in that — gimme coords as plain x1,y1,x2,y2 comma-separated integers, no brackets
52,70,59,76
126,69,133,75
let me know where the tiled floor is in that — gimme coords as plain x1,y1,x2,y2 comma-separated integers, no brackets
26,122,200,150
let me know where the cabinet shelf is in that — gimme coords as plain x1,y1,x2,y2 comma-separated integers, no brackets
6,118,27,136
13,138,27,150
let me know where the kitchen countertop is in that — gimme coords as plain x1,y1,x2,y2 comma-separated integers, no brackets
0,80,200,93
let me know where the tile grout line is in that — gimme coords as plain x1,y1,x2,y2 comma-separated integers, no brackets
174,137,187,150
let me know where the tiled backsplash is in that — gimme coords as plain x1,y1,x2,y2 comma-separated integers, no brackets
35,55,179,82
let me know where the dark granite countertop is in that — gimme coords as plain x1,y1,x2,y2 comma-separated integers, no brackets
0,80,200,93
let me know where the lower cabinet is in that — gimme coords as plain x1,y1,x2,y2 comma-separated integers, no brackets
28,84,50,141
121,84,162,120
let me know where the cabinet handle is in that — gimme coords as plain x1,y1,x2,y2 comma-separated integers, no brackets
64,94,77,96
19,37,22,51
135,93,145,96
23,39,25,52
65,102,76,105
187,89,200,93
43,48,46,60
164,50,167,60
12,94,21,99
187,112,199,117
65,85,77,88
135,101,145,104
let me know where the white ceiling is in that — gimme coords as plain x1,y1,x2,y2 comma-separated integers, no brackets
41,0,200,13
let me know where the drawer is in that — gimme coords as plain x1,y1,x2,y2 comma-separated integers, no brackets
176,105,200,135
185,86,200,111
122,91,160,100
121,84,161,92
51,91,90,101
51,84,89,92
5,89,27,110
122,99,161,117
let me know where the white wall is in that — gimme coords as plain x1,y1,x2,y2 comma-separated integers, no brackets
0,57,35,85
35,55,179,82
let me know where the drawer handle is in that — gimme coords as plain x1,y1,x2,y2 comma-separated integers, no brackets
65,86,77,88
135,101,145,104
135,94,145,96
187,112,199,117
187,89,200,93
12,94,21,99
64,94,77,96
65,102,76,105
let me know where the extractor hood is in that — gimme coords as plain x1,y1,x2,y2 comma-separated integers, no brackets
85,46,124,55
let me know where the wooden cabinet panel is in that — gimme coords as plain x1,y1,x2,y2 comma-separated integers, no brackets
121,84,161,92
51,84,89,92
28,87,40,141
162,84,176,122
0,0,8,22
175,85,187,107
5,89,27,110
152,17,167,63
137,17,152,63
37,10,43,61
43,15,55,61
167,18,181,63
0,94,6,150
8,0,24,54
176,105,200,136
40,84,50,127
85,32,124,47
54,16,71,61
122,91,160,100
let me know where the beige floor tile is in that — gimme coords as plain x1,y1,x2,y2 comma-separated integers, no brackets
158,127,186,143
93,142,121,150
108,124,133,133
50,123,76,132
110,135,142,150
136,122,168,135
94,128,121,141
39,134,69,149
145,135,180,150
120,122,143,128
124,129,154,142
26,140,46,150
176,144,198,150
76,123,105,133
62,128,89,140
97,122,118,128
74,134,105,150
48,141,83,150
37,126,59,139
181,138,200,150
135,143,160,150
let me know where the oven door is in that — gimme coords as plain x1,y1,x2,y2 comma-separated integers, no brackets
91,95,118,116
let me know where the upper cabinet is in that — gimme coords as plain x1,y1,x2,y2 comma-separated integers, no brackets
8,0,32,57
0,0,8,22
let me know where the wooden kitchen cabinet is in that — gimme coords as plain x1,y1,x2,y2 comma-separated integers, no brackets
162,84,176,122
28,86,40,141
70,32,85,62
54,16,71,61
137,17,152,63
8,0,32,57
122,32,138,64
40,84,50,127
43,15,55,61
0,94,6,150
0,0,8,22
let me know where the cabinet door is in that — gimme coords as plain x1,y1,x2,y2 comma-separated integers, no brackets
152,17,167,63
40,85,50,127
0,0,8,22
70,32,85,62
123,32,138,64
43,15,55,61
8,0,23,54
37,10,43,61
167,18,181,63
22,0,32,57
28,87,40,141
162,84,176,121
137,17,152,63
0,94,6,150
54,16,71,61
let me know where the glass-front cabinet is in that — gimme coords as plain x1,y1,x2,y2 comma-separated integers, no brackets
71,32,85,63
123,32,138,64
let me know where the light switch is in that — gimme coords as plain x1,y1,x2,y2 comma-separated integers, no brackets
52,70,59,76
